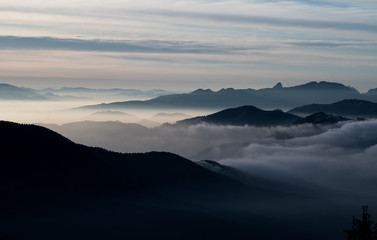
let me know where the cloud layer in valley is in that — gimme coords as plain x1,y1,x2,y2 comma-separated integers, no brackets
46,119,377,196
218,120,377,195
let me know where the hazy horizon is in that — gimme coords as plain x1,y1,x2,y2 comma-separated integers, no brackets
1,79,376,94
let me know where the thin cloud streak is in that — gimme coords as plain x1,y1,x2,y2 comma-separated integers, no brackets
136,9,377,34
0,0,377,90
0,36,229,54
284,40,377,48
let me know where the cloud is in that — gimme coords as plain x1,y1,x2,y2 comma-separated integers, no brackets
136,9,377,34
46,120,330,158
46,119,377,196
218,120,377,195
0,36,229,54
285,40,377,48
264,0,348,7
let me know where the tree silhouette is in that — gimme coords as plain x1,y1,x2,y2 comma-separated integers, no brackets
345,206,377,240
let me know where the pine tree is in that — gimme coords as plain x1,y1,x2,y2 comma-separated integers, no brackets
345,206,377,240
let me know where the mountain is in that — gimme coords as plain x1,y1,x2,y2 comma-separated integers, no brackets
0,83,85,101
87,111,141,122
366,88,377,96
289,99,377,118
0,83,46,100
294,112,350,125
77,81,372,110
10,120,361,239
39,121,151,148
41,87,175,98
150,112,191,123
288,81,357,91
91,110,130,115
0,120,303,240
174,105,301,126
0,83,175,101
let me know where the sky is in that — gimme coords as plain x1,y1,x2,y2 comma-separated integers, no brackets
1,0,377,91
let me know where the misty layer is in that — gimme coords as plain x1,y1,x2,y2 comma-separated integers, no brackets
220,120,377,195
44,121,332,157
42,119,377,195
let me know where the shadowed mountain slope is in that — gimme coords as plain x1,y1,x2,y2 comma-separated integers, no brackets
0,120,308,240
289,99,377,118
0,121,271,198
174,105,301,126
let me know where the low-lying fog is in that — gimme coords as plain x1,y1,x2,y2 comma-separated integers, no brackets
42,118,377,198
0,99,209,126
2,96,377,203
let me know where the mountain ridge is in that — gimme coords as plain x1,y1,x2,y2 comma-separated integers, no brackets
0,83,46,100
289,99,377,117
174,105,301,126
0,120,312,240
0,83,175,101
77,81,376,110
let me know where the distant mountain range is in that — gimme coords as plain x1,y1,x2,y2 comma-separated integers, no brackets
0,83,175,101
2,81,377,111
289,99,377,117
77,81,377,110
0,83,47,100
91,110,130,116
0,83,87,100
38,107,350,163
41,87,175,98
1,120,314,240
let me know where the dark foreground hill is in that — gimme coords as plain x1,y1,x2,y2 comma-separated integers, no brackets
0,121,362,240
174,105,301,126
0,120,318,240
289,99,377,118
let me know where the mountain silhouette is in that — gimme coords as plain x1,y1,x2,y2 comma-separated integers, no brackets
273,82,283,89
293,112,350,125
0,83,46,100
0,120,305,240
77,81,373,110
366,88,377,96
289,99,377,117
288,81,356,91
43,87,174,96
174,105,301,126
91,110,130,115
0,83,175,101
